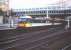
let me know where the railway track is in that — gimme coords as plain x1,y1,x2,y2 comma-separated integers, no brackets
6,29,71,50
0,25,71,50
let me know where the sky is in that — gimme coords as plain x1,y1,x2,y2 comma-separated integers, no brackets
9,0,67,9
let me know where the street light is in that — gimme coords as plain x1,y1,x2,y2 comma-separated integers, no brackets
9,9,15,28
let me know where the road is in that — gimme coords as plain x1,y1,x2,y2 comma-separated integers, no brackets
0,26,71,50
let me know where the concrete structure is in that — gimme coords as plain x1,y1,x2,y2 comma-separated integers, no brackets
13,8,47,18
0,0,9,24
10,0,71,28
13,5,71,20
0,0,9,11
11,4,71,28
12,0,71,19
13,4,71,18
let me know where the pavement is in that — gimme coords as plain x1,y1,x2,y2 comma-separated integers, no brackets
0,23,61,30
0,24,16,30
32,23,61,27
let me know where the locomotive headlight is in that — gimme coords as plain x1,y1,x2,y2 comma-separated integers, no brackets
25,23,32,27
18,23,24,27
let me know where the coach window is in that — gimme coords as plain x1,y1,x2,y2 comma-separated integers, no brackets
51,11,53,13
43,11,45,13
39,11,40,13
23,12,25,14
41,11,43,13
48,11,50,13
31,11,33,13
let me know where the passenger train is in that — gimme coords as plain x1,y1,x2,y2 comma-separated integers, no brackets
17,16,62,28
17,16,32,28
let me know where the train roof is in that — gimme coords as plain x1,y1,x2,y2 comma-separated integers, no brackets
20,16,32,19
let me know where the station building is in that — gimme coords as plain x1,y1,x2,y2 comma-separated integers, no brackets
12,5,71,23
13,7,48,18
13,7,49,23
9,5,71,28
13,4,71,18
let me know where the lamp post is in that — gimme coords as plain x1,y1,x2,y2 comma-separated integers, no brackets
67,17,70,28
8,9,14,28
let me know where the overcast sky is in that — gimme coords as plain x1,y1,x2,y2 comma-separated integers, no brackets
9,0,67,9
